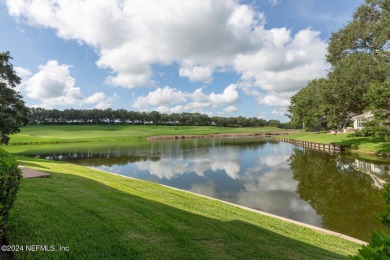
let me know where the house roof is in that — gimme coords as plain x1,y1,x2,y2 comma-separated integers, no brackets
353,111,374,119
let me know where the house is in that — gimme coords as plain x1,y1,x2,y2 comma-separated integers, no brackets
352,111,374,130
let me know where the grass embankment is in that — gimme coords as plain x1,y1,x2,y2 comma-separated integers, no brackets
9,125,281,144
279,132,390,156
8,157,360,259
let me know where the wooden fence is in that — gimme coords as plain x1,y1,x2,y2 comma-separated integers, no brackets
274,137,343,153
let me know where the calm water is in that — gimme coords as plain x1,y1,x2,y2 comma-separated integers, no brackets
19,137,390,241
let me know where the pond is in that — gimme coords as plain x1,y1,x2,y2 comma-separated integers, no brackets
15,137,390,241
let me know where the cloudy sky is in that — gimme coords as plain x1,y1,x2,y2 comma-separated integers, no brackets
1,0,363,121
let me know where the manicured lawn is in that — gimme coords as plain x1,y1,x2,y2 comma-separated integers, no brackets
279,132,390,154
7,157,360,259
10,125,281,144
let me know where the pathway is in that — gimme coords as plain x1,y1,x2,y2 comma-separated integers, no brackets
19,166,51,179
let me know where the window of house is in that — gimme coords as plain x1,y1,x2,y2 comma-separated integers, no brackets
357,118,366,128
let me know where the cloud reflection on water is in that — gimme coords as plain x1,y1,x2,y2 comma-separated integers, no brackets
123,141,321,225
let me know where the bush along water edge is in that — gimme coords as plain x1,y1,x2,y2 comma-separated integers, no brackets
0,149,22,240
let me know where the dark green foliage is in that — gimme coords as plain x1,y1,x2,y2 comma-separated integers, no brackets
0,149,22,238
356,120,390,141
351,232,390,259
364,81,390,140
327,0,390,66
0,52,29,145
27,107,278,128
288,79,327,130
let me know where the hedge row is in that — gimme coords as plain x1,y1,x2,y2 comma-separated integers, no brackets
0,149,21,238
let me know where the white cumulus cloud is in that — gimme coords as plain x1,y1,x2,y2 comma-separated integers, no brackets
133,84,239,113
25,60,83,105
235,28,329,94
84,92,106,104
179,65,213,83
258,94,291,107
224,105,238,113
15,66,32,78
84,92,118,109
133,87,187,109
209,84,239,105
21,60,115,109
6,0,329,109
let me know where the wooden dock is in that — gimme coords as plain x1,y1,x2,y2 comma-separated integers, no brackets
275,137,343,153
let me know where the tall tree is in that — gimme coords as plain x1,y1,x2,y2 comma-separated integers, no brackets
289,0,390,132
288,79,326,131
0,52,28,144
327,0,390,66
322,53,387,129
326,0,390,129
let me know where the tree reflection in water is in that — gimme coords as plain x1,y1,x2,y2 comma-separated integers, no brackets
289,148,389,241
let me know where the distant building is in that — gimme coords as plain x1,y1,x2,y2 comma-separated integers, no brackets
352,111,374,130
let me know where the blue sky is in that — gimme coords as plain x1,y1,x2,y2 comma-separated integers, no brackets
0,0,364,121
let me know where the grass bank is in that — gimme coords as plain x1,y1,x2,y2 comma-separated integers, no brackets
7,157,360,259
9,125,282,144
278,132,390,156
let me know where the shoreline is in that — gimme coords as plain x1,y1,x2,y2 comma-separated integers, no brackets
274,135,390,159
147,130,299,141
147,132,387,158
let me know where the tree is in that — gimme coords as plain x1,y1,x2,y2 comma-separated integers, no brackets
322,53,387,129
288,79,327,131
327,0,390,130
267,119,281,128
327,0,390,66
289,0,390,132
0,52,28,144
149,111,161,124
360,81,390,140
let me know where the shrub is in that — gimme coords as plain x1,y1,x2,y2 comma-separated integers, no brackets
0,149,22,238
354,130,365,137
350,232,390,259
357,120,390,141
351,144,359,150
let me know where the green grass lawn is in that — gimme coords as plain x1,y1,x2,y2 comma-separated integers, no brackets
279,132,390,154
7,157,360,259
10,125,281,144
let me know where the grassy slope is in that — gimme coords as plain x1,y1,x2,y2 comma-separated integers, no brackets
10,125,281,144
8,157,360,259
279,132,390,154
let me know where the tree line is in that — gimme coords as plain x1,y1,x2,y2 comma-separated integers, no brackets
27,107,297,128
288,0,390,139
